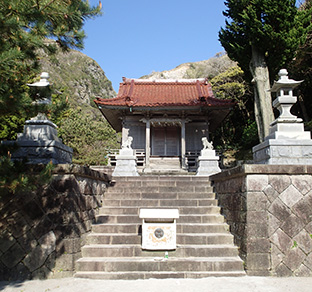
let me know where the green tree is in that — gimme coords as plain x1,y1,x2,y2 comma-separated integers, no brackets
0,0,101,197
210,65,257,151
289,1,312,125
0,0,101,117
219,0,311,141
58,108,120,165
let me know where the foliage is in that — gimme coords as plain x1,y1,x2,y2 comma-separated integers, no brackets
0,148,54,198
219,0,310,80
210,65,258,150
0,0,101,198
0,115,26,140
241,121,259,149
219,0,311,141
289,0,312,123
0,0,102,116
58,108,120,165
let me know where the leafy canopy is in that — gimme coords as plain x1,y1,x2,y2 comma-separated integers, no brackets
219,0,311,79
0,0,102,197
58,108,120,165
0,0,101,116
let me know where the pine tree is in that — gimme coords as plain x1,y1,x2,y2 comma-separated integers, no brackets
289,0,312,124
0,0,101,117
219,0,311,141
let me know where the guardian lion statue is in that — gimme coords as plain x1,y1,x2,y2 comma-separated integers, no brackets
201,137,214,150
122,136,133,149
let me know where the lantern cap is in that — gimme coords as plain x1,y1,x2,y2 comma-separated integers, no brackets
27,72,50,87
270,69,303,92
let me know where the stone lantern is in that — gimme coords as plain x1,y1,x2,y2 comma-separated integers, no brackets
5,72,73,164
28,72,52,107
253,69,312,164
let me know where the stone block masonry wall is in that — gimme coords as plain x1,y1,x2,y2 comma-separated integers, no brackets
211,165,312,276
0,165,110,281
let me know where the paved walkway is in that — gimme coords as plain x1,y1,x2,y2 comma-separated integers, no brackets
1,276,312,292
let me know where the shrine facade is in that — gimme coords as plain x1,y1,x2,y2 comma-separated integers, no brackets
95,78,234,172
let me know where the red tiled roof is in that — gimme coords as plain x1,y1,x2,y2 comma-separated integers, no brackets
95,78,234,108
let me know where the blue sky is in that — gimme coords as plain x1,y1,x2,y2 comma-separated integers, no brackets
82,1,227,92
82,1,303,92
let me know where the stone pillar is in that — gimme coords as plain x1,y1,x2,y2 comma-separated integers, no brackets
206,120,210,140
144,119,151,172
181,119,186,169
121,119,129,145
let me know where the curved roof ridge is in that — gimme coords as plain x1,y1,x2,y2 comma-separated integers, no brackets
122,77,208,84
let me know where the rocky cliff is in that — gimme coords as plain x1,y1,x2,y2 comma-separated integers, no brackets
141,52,236,80
40,46,115,118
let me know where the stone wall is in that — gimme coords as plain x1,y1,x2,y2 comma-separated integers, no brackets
0,164,110,280
211,165,312,276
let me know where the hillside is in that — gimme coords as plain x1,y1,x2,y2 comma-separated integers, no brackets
38,46,120,165
40,46,116,118
141,52,237,81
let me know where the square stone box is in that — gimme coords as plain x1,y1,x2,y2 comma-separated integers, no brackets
139,209,179,250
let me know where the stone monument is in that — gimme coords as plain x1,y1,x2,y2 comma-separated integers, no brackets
253,69,312,164
112,136,139,176
196,137,221,176
5,72,73,164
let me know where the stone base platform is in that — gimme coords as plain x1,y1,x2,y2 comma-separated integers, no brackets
253,139,312,164
4,140,73,164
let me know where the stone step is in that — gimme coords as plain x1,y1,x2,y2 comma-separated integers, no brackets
106,185,214,194
104,192,216,200
88,233,142,245
81,244,239,258
111,176,211,182
177,233,234,245
76,257,244,273
87,233,234,245
100,198,218,208
99,206,221,215
74,175,245,280
178,223,229,233
92,223,229,234
74,270,246,280
95,214,224,224
111,180,211,187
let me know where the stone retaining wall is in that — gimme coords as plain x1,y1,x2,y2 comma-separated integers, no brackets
0,164,110,280
211,165,312,276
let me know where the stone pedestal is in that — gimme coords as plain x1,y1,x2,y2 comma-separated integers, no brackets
253,139,312,164
112,148,139,176
196,149,221,176
6,116,72,164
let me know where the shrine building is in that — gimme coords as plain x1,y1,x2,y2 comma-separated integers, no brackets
94,77,235,172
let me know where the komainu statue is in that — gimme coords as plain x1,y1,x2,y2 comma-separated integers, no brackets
201,137,214,150
122,136,133,149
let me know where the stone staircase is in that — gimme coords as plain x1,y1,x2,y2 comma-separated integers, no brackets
75,176,245,279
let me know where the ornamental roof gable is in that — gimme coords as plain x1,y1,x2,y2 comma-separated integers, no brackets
95,78,234,108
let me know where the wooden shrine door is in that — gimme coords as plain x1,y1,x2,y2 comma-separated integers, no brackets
151,126,181,156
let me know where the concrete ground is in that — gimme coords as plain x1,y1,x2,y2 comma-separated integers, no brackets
0,277,312,292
